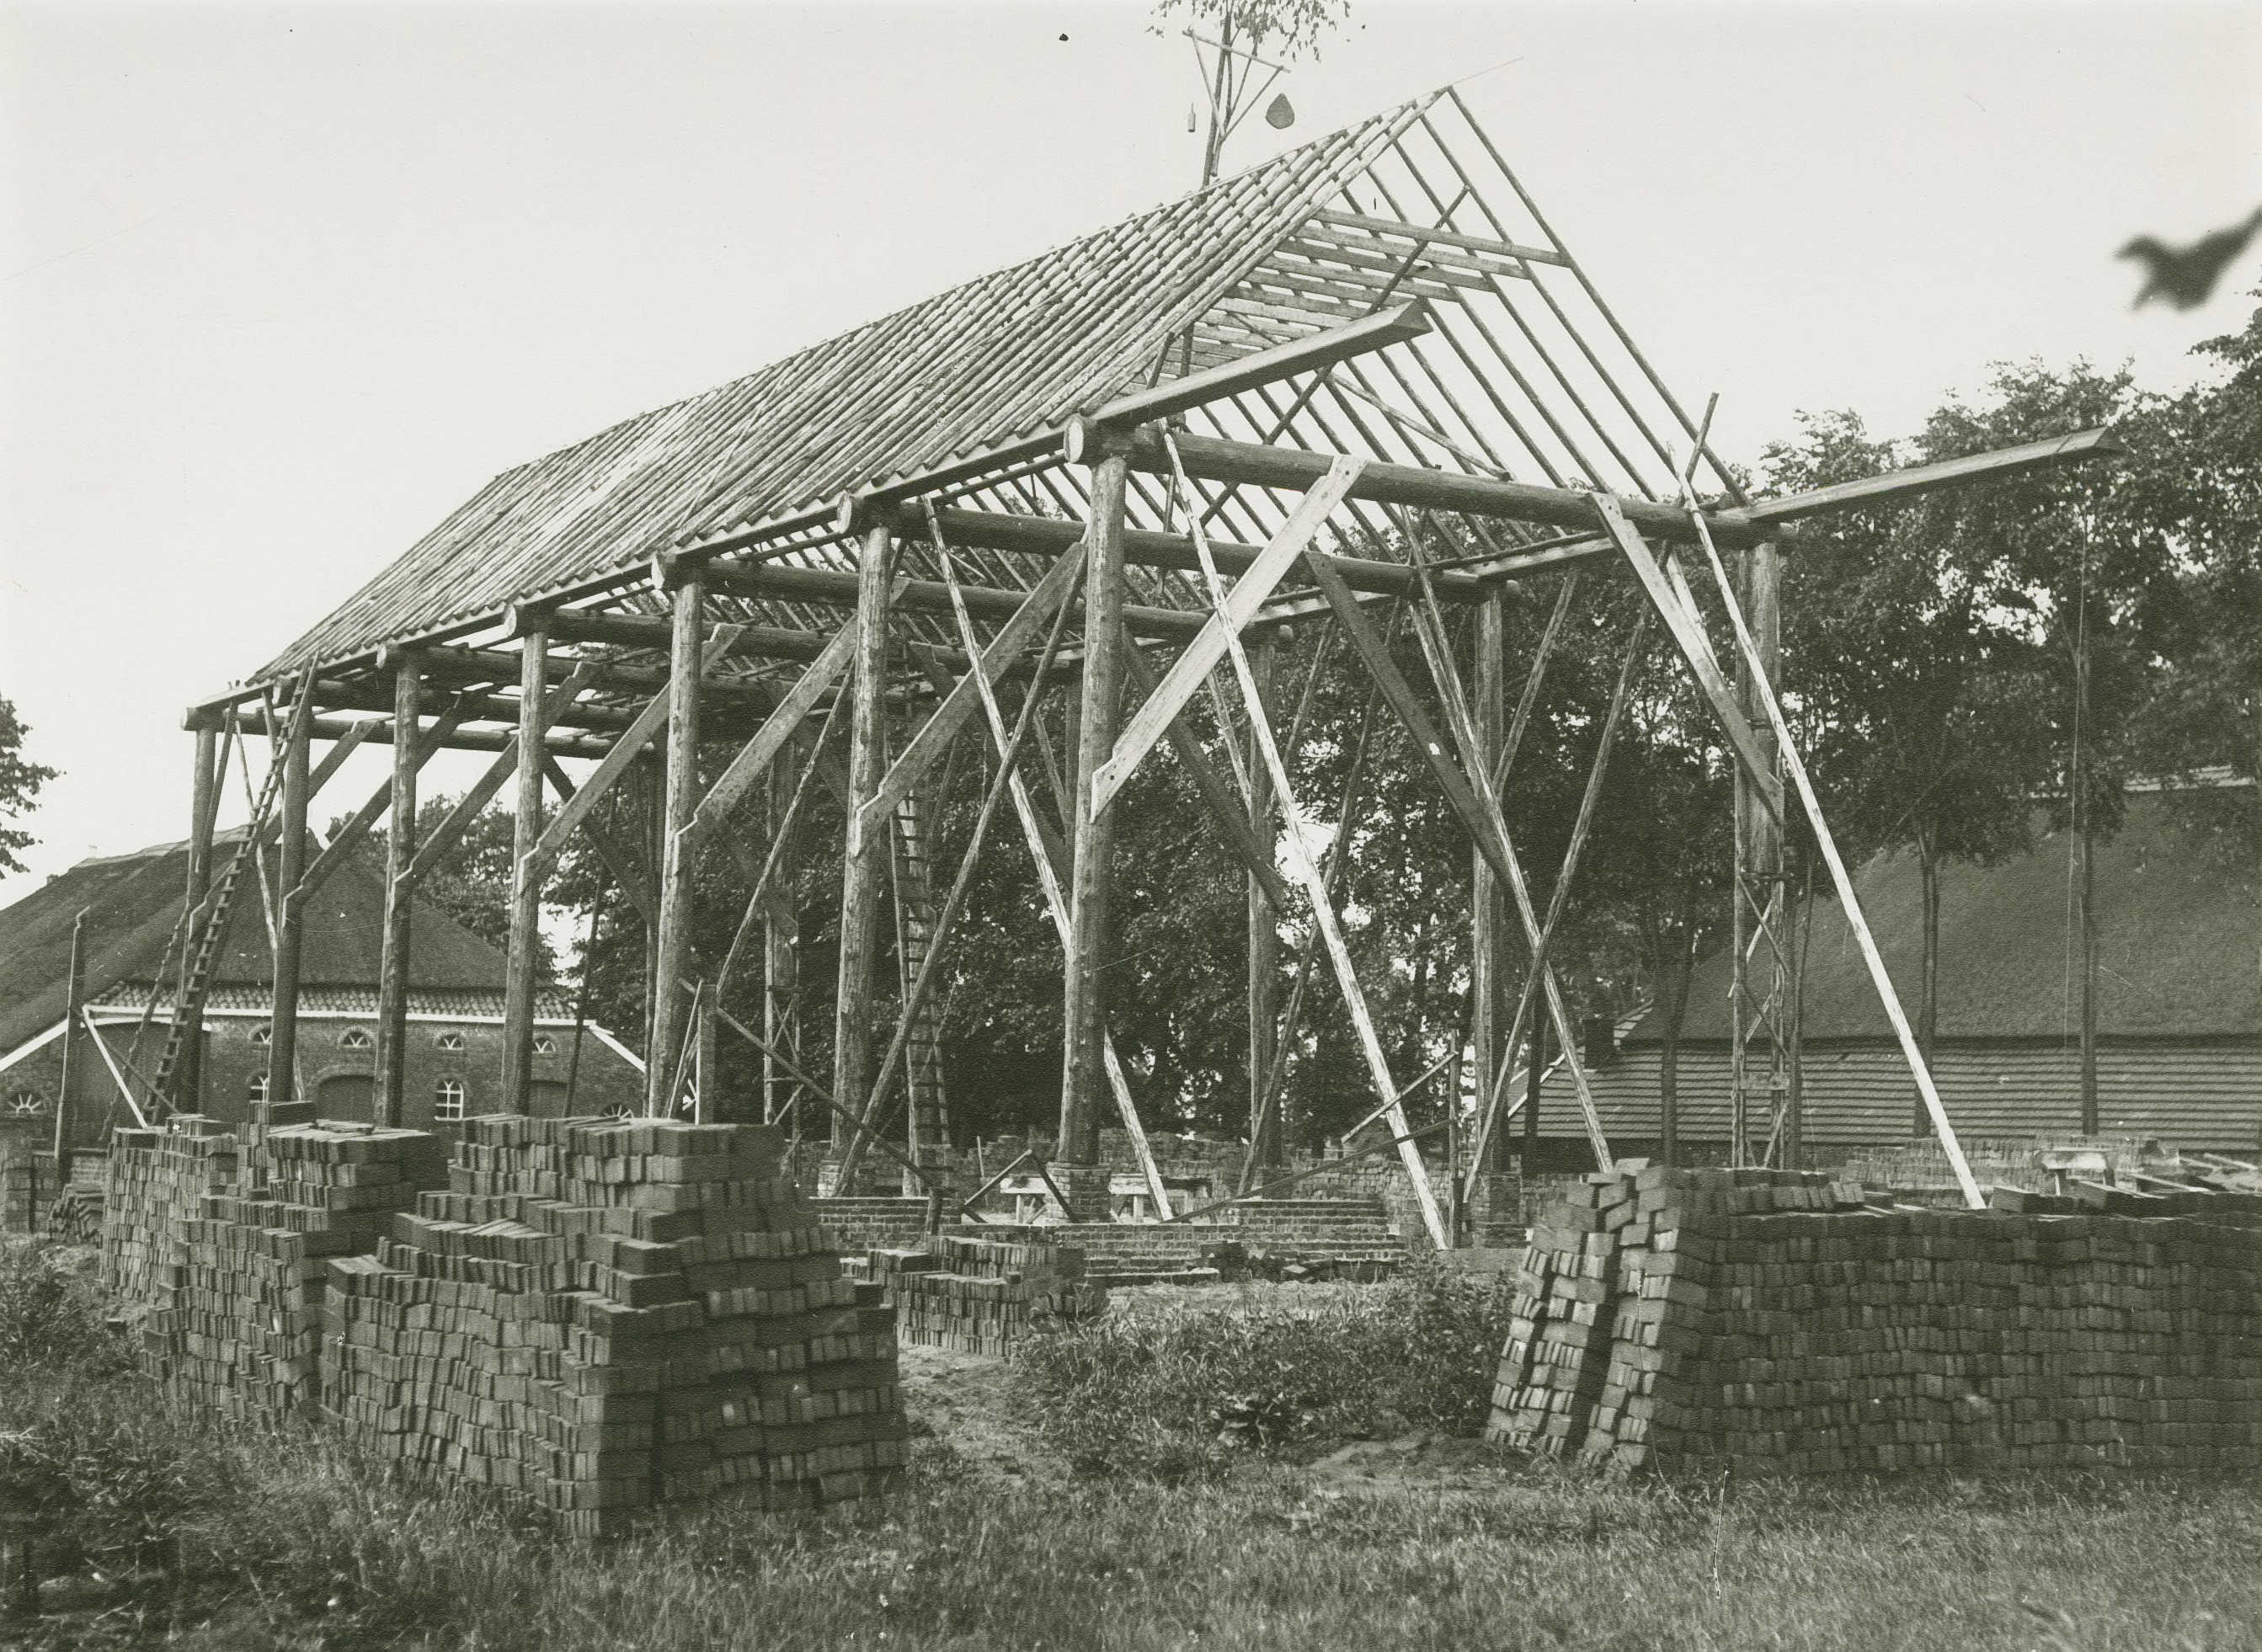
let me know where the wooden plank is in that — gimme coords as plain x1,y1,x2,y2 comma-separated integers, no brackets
1159,434,1448,1250
1077,300,1432,433
1091,455,1365,815
1736,427,2124,525
1588,494,1784,822
1315,208,1568,267
1114,639,1294,914
855,542,1083,850
682,619,856,853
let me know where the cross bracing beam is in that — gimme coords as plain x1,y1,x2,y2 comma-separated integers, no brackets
698,560,1212,640
228,707,614,760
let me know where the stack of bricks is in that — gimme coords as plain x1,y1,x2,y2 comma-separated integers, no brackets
323,1113,904,1533
100,1118,242,1369
851,1233,1104,1355
1489,1164,2262,1479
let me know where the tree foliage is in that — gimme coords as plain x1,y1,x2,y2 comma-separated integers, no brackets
0,696,58,877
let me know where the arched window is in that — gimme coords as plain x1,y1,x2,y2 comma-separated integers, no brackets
339,1028,373,1050
435,1031,467,1053
250,1026,272,1047
8,1090,45,1116
433,1079,467,1122
248,1072,269,1104
532,1035,558,1057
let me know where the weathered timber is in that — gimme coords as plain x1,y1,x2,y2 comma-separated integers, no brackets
267,679,313,1106
500,627,547,1113
374,659,420,1127
702,559,1210,641
646,572,706,1113
832,516,894,1143
683,620,857,853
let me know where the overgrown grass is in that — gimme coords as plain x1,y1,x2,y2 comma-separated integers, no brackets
1013,1261,1516,1477
5,1239,2260,1650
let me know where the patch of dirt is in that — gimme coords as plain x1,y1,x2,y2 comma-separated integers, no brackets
895,1344,1068,1484
1296,1430,1526,1494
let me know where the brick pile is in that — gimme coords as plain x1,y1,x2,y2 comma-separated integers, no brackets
100,1118,242,1361
1489,1164,2262,1478
323,1114,904,1532
166,1122,447,1415
852,1233,1104,1355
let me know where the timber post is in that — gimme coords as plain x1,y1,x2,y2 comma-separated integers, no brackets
501,623,550,1112
1056,425,1134,1209
1247,635,1281,1168
375,652,422,1127
52,909,85,1185
648,559,707,1114
1472,589,1509,1170
268,678,313,1112
832,503,895,1163
1739,540,1790,1164
177,726,220,1111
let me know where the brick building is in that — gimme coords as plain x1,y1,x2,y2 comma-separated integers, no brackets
0,829,643,1154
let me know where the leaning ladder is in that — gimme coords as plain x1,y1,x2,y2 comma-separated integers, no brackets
888,791,951,1159
148,721,291,1113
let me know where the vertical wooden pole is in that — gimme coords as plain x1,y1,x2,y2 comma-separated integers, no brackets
648,568,706,1115
832,513,894,1151
178,727,219,1111
1472,591,1508,1170
692,981,718,1125
765,751,802,1132
502,630,549,1113
267,683,312,1113
375,658,421,1127
1523,993,1545,1163
639,752,663,1052
1747,540,1790,1164
1246,636,1281,1167
1059,443,1131,1175
53,910,86,1173
2079,812,2099,1134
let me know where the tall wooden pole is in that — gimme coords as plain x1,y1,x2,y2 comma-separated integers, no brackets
501,630,549,1112
177,727,219,1111
268,682,312,1108
832,512,895,1154
53,910,86,1174
375,657,421,1127
648,569,706,1114
764,751,802,1132
1472,591,1509,1170
1246,636,1282,1167
1059,441,1131,1186
1747,540,1791,1164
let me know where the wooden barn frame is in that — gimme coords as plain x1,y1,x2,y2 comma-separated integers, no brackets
157,91,2118,1239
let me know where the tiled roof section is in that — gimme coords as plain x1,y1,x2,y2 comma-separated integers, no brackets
1624,794,2261,1044
251,103,1428,681
1530,1038,2262,1154
0,830,520,1057
88,983,579,1021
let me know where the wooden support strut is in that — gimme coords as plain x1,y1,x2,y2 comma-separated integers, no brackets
831,514,896,1143
930,521,1175,1218
1091,455,1370,816
266,674,314,1106
500,628,549,1113
1161,432,1450,1250
1299,549,1613,1170
295,698,478,908
374,658,422,1127
684,619,858,854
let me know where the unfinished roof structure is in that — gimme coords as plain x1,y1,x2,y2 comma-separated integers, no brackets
171,90,2120,1241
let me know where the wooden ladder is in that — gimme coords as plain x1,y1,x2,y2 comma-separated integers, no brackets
889,791,951,1158
148,728,291,1113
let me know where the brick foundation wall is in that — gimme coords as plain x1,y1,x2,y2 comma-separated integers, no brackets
1489,1164,2262,1477
851,1234,1104,1355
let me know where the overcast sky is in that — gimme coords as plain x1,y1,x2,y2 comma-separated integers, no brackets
3,0,2257,905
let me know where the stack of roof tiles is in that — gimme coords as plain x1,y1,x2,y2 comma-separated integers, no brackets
1490,1164,2262,1478
852,1233,1103,1356
323,1114,903,1533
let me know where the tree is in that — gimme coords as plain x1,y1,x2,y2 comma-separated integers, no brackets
1152,0,1349,184
1767,412,2050,1090
0,697,58,877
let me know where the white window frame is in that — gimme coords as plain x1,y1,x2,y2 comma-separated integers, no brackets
433,1078,467,1122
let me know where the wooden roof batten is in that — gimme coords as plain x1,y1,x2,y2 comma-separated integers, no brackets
197,88,2122,755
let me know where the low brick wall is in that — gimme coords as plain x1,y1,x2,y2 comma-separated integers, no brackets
816,1196,931,1253
1489,1164,2262,1478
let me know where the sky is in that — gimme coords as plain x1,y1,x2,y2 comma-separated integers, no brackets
3,0,2258,907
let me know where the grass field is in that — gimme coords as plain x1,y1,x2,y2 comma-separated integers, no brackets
5,1239,2259,1651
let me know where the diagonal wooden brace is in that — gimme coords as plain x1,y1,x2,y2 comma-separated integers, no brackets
682,620,856,854
1091,456,1367,816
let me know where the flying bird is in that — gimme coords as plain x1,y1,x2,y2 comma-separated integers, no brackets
2119,207,2262,311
